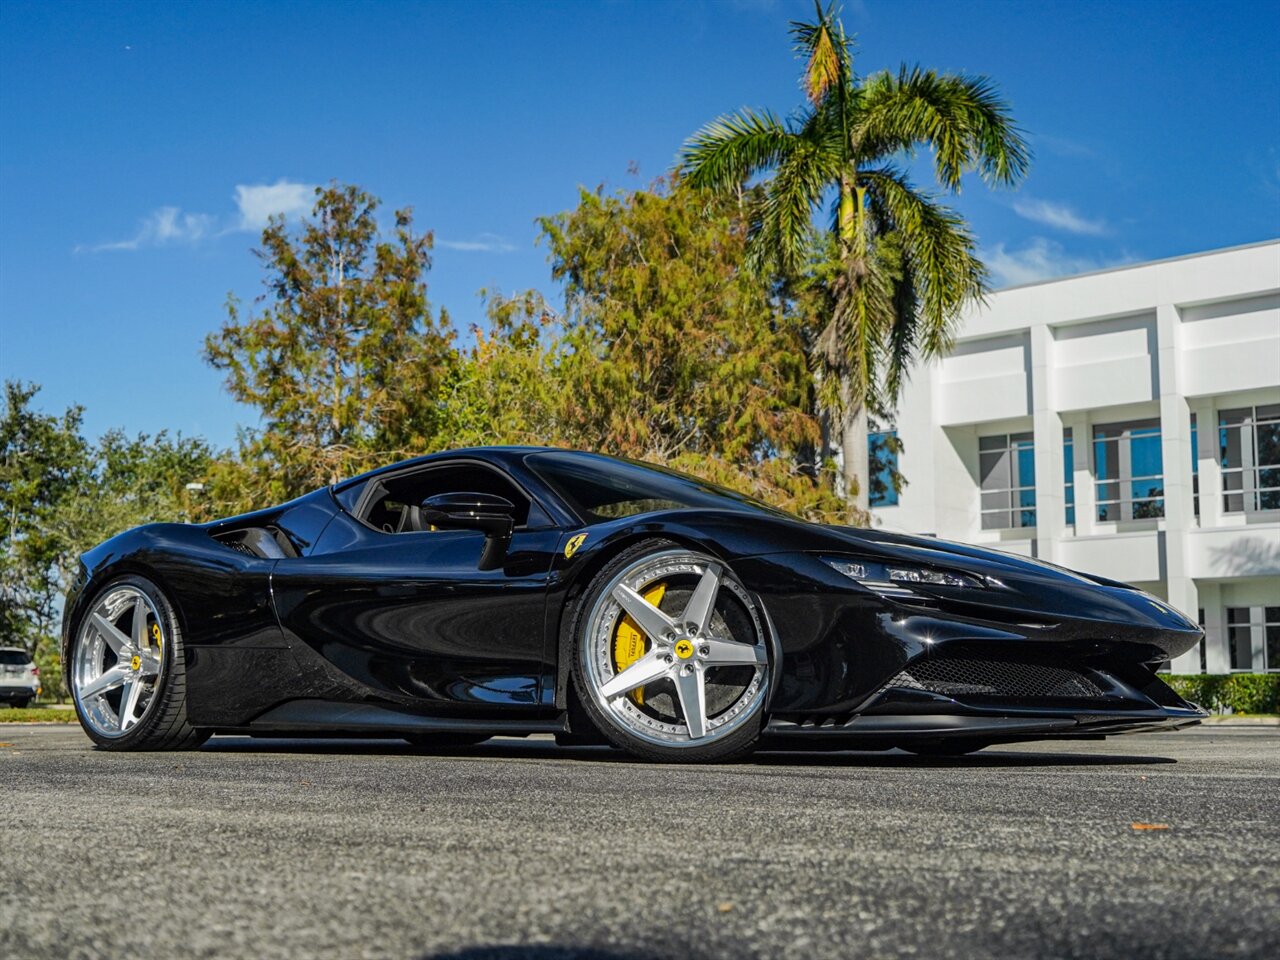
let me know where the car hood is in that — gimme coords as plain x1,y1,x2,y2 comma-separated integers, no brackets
831,526,1103,585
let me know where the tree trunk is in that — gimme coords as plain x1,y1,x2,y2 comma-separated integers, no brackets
840,382,870,518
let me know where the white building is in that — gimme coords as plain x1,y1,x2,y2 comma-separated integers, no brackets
870,240,1280,674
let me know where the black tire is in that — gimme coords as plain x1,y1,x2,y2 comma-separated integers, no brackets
403,733,490,751
69,574,209,751
569,538,768,764
13,698,31,709
901,739,989,757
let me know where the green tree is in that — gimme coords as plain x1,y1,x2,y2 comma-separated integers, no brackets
0,381,211,698
437,289,583,450
0,382,90,664
534,179,847,521
204,182,454,505
682,1,1029,511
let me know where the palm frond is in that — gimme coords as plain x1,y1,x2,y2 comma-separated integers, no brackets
790,2,855,106
855,66,1031,190
749,135,837,275
680,108,798,192
882,242,920,404
860,166,986,358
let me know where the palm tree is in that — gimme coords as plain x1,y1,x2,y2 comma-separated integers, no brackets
682,1,1029,513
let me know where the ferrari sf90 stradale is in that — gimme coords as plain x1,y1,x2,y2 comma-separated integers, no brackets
63,448,1205,761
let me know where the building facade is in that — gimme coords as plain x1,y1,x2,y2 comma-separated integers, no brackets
870,240,1280,674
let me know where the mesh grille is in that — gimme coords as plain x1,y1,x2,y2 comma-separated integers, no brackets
222,538,258,557
884,656,1105,699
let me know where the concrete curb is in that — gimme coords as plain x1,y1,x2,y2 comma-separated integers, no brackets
1199,716,1280,726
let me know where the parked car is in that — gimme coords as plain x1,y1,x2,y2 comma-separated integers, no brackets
61,447,1205,761
0,646,40,708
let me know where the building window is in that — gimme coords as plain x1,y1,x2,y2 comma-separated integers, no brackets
1094,419,1164,521
868,429,899,507
1219,404,1280,513
1271,608,1280,674
1190,413,1199,517
979,432,1036,530
1064,428,1075,525
1198,608,1206,673
1226,606,1280,672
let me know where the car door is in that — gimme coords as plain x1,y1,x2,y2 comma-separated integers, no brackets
270,461,563,712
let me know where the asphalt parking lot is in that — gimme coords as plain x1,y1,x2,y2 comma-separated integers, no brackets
1,725,1277,960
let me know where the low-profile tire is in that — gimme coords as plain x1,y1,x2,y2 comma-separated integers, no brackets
569,539,771,764
68,574,208,751
901,739,989,757
403,733,490,751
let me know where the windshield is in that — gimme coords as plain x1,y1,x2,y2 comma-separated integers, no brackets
526,451,792,525
0,649,30,666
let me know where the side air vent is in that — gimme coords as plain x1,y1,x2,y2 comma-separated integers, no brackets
210,526,297,560
882,656,1106,700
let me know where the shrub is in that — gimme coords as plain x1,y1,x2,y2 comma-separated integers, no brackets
1166,674,1280,714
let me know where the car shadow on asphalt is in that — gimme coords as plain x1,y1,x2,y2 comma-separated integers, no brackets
418,947,700,960
199,736,1177,767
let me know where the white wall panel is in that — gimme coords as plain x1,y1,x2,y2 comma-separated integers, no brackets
1052,313,1158,411
1180,293,1280,397
1058,532,1163,582
937,333,1030,425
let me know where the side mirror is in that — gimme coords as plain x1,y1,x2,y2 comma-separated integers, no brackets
420,492,515,570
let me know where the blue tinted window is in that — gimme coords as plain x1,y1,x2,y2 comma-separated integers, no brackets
869,431,898,507
1064,429,1076,525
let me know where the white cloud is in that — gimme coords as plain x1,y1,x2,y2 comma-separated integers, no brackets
78,179,316,253
437,233,516,253
984,237,1132,288
78,206,216,253
1012,198,1107,236
233,180,314,230
1032,134,1097,160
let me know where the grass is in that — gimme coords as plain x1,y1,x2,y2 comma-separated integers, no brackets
0,703,77,723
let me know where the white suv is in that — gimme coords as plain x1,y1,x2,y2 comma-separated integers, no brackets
0,647,40,708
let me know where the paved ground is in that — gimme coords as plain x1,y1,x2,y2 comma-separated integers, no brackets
2,726,1277,960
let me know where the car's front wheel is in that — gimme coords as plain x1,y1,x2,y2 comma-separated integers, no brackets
69,574,207,750
570,539,771,763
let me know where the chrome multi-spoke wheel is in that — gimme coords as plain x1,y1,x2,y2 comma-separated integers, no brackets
72,584,166,738
576,545,770,759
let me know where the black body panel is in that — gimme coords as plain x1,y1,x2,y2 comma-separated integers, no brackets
62,446,1206,745
272,510,562,713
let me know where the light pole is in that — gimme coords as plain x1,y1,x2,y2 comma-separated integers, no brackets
183,482,206,523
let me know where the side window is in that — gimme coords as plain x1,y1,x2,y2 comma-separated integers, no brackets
359,464,546,533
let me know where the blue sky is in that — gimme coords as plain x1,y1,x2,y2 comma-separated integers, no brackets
2,0,1278,449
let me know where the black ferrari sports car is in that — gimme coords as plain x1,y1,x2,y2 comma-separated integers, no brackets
62,447,1206,761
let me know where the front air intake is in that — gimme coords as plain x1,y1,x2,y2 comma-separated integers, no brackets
883,656,1106,699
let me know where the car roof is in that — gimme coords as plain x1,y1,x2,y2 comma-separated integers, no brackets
331,446,573,491
0,646,30,654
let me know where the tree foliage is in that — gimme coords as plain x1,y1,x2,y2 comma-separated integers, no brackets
681,0,1029,509
537,180,847,520
0,382,89,656
427,182,851,521
204,183,454,505
1,381,212,696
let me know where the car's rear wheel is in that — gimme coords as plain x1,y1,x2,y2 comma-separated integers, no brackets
69,574,207,750
13,698,31,709
570,540,771,763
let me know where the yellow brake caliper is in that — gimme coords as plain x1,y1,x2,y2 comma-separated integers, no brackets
614,583,666,706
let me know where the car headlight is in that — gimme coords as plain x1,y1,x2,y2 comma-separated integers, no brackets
822,556,986,594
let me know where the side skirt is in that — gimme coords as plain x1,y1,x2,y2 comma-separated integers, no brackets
226,698,569,737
